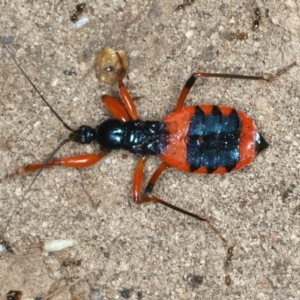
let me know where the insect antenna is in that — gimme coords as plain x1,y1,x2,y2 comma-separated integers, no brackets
1,38,74,131
4,138,71,234
1,39,76,234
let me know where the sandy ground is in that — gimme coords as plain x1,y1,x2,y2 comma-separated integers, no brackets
1,1,300,299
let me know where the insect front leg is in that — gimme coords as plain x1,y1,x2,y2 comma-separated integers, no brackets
102,79,139,121
10,152,109,177
118,80,139,120
102,95,131,122
132,157,227,244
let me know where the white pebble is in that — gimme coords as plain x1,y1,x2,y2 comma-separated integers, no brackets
185,30,194,39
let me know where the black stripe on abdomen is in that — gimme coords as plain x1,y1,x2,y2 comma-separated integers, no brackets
187,106,241,173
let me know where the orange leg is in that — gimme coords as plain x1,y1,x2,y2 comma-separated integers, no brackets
118,80,139,120
132,157,227,244
175,62,297,111
11,152,108,177
102,95,131,122
103,80,140,121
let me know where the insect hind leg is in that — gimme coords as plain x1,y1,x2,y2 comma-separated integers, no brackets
132,157,227,244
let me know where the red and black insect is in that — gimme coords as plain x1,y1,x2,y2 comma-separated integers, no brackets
1,40,296,243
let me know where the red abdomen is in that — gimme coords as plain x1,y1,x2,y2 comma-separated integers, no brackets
160,105,259,174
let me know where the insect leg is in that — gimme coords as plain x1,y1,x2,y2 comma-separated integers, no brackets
102,95,131,121
118,80,139,120
132,157,168,201
194,62,296,82
175,62,297,111
132,157,227,244
10,152,109,177
175,74,198,111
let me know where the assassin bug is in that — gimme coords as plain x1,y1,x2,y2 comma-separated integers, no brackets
1,40,296,244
